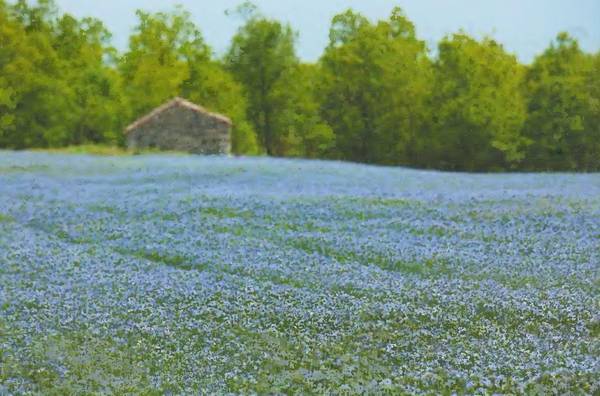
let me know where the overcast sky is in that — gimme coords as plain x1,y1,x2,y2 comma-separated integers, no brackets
53,0,600,63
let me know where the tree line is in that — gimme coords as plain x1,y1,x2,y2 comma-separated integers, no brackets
1,0,598,171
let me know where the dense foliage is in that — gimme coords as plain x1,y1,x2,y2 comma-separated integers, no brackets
0,0,598,170
424,34,528,171
1,152,598,393
320,8,432,165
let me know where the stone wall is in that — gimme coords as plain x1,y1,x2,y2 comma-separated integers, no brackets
127,105,231,154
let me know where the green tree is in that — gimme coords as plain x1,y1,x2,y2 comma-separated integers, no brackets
523,33,598,170
0,0,20,144
270,63,335,157
183,60,258,154
585,52,600,170
0,0,126,148
119,7,204,118
319,8,432,165
52,14,127,146
0,0,69,148
426,33,528,171
120,6,258,154
225,7,298,155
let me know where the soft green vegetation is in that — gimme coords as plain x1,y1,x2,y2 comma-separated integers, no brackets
0,0,598,170
33,145,131,156
31,144,190,156
424,33,528,170
320,9,432,165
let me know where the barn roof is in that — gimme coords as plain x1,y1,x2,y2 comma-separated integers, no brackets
125,97,232,133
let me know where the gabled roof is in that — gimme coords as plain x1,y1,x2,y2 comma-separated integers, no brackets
125,97,232,133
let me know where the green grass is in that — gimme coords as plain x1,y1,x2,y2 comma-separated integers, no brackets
32,144,131,156
31,144,190,156
0,327,163,395
0,213,14,223
0,165,50,174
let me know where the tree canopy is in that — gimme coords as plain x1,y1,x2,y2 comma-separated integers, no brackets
522,33,598,171
320,8,432,165
424,33,528,171
1,0,598,171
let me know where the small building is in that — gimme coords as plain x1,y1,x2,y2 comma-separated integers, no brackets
125,97,232,154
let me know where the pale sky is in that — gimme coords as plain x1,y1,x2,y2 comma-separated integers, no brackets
53,0,600,63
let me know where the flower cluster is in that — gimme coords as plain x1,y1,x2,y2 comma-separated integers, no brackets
0,152,598,394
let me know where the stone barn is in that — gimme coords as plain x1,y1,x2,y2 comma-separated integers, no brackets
125,97,232,154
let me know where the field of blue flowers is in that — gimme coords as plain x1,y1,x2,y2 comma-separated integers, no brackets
0,151,598,394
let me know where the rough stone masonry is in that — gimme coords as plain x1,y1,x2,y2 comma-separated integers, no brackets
125,97,231,154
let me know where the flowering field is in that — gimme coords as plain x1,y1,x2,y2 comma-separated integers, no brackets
0,152,598,394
